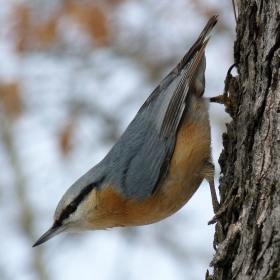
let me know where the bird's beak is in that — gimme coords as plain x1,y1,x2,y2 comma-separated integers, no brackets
33,222,64,247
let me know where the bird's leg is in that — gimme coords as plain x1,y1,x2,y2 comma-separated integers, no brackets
210,63,239,117
209,180,220,214
208,64,239,214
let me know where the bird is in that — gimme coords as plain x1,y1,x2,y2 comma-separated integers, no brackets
33,15,219,247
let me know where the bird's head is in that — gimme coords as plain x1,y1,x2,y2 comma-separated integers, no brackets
33,167,105,247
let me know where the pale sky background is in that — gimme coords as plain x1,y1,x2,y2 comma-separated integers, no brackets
0,1,235,279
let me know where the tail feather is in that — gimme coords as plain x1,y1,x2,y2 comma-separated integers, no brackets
175,15,218,73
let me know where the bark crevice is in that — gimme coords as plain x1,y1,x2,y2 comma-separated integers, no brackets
208,1,280,279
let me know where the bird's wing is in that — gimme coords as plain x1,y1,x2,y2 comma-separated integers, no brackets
112,16,217,200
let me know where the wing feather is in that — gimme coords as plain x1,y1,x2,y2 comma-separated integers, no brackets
113,16,218,200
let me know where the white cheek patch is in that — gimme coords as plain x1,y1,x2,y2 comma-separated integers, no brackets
62,199,95,233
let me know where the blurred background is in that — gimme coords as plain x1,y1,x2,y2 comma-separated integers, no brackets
0,0,235,279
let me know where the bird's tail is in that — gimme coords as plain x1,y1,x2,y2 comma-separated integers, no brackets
175,15,218,73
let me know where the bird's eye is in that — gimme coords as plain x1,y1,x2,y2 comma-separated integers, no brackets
67,203,77,213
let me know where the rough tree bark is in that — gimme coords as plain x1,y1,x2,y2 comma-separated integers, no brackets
208,1,280,279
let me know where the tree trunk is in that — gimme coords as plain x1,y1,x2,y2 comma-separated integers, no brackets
208,1,280,279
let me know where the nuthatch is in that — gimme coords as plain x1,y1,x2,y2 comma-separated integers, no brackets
33,15,219,247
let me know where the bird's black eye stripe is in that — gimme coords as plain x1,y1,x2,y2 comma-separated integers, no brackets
58,176,105,222
72,176,105,207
